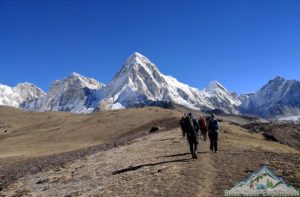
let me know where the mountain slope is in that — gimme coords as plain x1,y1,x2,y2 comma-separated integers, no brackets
99,52,240,113
204,81,241,114
1,108,299,196
0,83,46,108
6,52,300,117
240,77,300,118
0,53,242,114
23,73,105,113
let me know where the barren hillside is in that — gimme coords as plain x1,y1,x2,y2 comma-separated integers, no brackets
0,106,181,158
0,106,299,196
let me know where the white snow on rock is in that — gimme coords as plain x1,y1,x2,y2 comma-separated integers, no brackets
23,73,105,113
3,52,298,117
100,52,241,113
0,83,46,108
278,115,300,121
0,52,242,114
240,76,300,118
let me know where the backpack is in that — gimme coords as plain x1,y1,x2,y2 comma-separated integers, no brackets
185,116,195,132
199,117,207,129
180,118,187,132
210,119,219,131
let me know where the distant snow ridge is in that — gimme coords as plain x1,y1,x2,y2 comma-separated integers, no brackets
1,53,299,117
100,52,241,113
278,115,300,124
0,52,242,114
204,81,241,114
0,83,46,108
240,76,300,118
23,73,105,113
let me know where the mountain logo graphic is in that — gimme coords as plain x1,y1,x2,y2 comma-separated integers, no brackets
224,166,299,196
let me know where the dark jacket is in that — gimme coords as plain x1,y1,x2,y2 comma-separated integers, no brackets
181,116,199,137
208,118,219,133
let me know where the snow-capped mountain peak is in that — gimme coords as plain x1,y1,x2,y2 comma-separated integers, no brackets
23,73,106,113
14,82,46,100
6,52,299,117
100,52,241,113
205,80,228,93
103,52,166,107
273,76,285,82
70,72,81,77
125,52,155,68
61,72,105,90
202,80,241,112
117,52,160,79
240,76,300,117
0,82,45,108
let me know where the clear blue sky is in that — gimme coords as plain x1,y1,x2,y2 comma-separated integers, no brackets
1,0,299,94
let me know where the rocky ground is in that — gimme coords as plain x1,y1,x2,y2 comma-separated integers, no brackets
242,123,300,151
1,119,299,197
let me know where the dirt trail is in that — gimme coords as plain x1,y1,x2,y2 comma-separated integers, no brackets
2,121,300,197
196,148,215,196
2,129,218,197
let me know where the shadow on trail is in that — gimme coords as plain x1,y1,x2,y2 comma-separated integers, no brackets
112,158,190,175
162,151,210,158
162,152,191,157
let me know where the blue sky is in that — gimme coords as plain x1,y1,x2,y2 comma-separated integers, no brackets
0,0,299,94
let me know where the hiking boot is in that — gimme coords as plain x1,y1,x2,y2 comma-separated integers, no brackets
192,153,196,159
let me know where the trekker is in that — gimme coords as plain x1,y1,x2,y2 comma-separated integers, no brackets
180,115,187,137
181,112,199,159
208,114,219,153
198,116,208,141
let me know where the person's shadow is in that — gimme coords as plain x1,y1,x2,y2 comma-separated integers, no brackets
162,151,210,158
112,150,211,175
112,158,190,175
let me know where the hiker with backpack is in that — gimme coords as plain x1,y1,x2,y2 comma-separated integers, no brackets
180,112,199,159
207,114,219,153
198,116,208,141
180,115,187,137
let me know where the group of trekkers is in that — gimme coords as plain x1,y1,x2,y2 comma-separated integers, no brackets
180,112,219,159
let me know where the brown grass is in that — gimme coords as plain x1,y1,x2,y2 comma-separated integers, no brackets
0,106,182,158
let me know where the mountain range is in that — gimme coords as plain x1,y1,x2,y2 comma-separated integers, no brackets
1,52,299,118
